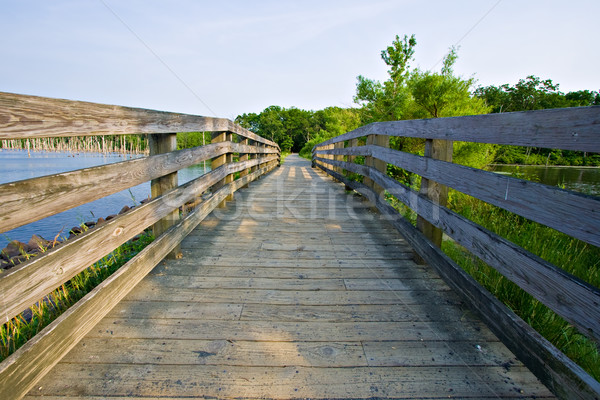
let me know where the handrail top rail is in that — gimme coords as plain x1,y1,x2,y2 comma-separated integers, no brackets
314,106,600,153
0,91,279,149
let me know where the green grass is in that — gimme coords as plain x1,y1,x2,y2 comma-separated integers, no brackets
443,191,600,380
0,230,154,362
382,176,599,380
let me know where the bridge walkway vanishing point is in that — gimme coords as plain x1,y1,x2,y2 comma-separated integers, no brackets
24,155,553,399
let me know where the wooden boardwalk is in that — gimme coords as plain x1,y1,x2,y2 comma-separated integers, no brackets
25,155,553,399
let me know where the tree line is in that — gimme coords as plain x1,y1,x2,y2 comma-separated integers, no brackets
236,34,599,167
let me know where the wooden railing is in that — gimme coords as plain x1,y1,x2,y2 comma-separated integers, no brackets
312,106,600,399
0,92,280,399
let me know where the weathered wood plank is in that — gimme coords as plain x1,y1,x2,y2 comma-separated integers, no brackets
0,160,278,400
315,162,600,399
316,157,600,344
344,278,448,291
184,241,412,253
123,285,461,306
0,187,222,400
149,133,180,257
59,338,367,367
14,154,554,400
137,275,347,290
181,249,413,261
0,91,279,148
315,106,600,152
26,364,553,399
239,303,476,323
319,144,600,247
90,319,500,342
363,340,520,367
416,138,452,249
0,156,277,323
148,265,430,279
107,301,243,320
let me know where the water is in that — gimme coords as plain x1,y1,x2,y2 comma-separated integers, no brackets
490,165,600,196
0,150,210,249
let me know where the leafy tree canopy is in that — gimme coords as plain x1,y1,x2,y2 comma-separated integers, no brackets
235,105,360,154
354,36,489,123
474,75,600,113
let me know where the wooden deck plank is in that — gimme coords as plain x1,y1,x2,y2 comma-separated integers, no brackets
123,285,460,305
26,364,553,399
26,154,552,399
88,319,501,342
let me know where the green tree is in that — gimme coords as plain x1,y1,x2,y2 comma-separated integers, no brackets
354,34,417,123
565,90,600,107
408,47,489,119
474,76,599,165
236,106,326,152
473,75,589,113
281,135,294,152
299,107,362,158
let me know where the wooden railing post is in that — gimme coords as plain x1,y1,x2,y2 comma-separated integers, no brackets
239,138,250,188
348,138,358,165
416,139,453,249
364,134,389,201
211,131,234,207
333,141,344,181
344,139,357,191
149,132,181,259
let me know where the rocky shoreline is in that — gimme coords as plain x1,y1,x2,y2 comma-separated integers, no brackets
0,204,142,271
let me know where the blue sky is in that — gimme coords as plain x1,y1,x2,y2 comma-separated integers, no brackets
1,0,599,119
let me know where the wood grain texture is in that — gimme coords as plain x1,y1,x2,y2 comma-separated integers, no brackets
149,133,180,257
0,155,278,322
0,158,277,400
316,161,599,399
0,141,277,233
26,364,552,399
316,156,600,344
0,91,279,148
24,155,552,400
316,144,600,247
416,138,452,249
314,106,600,152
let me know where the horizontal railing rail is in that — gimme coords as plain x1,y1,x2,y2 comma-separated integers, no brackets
0,141,278,233
0,92,280,400
0,91,276,146
312,106,600,400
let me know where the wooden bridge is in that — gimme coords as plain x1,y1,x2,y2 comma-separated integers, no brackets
0,92,599,399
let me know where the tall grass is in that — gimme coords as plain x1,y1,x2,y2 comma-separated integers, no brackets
444,190,600,380
0,231,153,362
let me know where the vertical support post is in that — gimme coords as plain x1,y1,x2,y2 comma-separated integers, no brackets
256,142,265,173
249,140,257,174
348,138,358,165
363,135,375,189
363,134,389,203
211,131,234,207
225,133,234,201
149,133,181,259
333,141,344,181
239,138,250,188
344,138,359,191
416,139,453,251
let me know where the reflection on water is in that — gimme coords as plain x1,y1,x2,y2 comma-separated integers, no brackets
490,165,600,196
0,150,209,248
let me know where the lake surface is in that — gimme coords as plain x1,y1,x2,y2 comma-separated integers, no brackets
0,150,209,249
489,165,600,196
